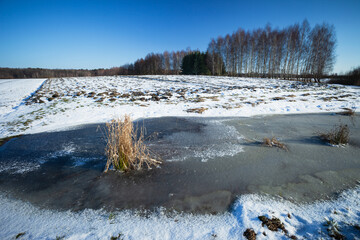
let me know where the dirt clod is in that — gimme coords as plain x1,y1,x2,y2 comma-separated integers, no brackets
243,228,256,240
258,216,287,233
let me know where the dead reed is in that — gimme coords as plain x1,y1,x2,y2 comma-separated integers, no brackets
320,124,349,145
104,115,161,172
186,107,208,114
263,137,288,150
337,108,355,116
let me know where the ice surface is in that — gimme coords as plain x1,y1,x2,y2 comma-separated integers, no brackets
156,118,244,162
1,115,359,214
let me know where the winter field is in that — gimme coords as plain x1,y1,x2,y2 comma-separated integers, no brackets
0,75,359,138
0,75,360,240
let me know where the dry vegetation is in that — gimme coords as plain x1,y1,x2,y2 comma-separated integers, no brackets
0,135,22,147
263,137,288,150
320,124,349,145
104,115,161,172
186,107,208,114
336,107,355,116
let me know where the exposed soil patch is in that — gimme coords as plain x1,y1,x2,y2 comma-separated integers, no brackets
258,215,287,233
243,228,256,240
272,97,286,101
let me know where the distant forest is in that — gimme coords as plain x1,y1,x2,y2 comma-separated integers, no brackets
1,20,351,83
0,67,125,79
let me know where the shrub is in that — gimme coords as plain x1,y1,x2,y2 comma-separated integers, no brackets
320,124,349,145
104,115,161,172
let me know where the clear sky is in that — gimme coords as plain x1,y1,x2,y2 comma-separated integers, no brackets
0,0,359,73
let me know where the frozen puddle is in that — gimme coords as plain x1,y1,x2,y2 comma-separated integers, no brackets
1,114,360,212
0,117,246,213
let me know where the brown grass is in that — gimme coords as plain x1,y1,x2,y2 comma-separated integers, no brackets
192,97,205,103
320,124,349,145
272,97,286,101
0,135,22,147
263,137,288,150
204,96,219,101
104,115,161,172
186,107,208,114
336,108,355,116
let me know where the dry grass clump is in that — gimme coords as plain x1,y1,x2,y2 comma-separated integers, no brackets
0,135,22,147
186,107,208,114
192,97,205,103
104,115,161,172
337,107,355,116
263,137,288,150
320,124,349,145
272,97,286,101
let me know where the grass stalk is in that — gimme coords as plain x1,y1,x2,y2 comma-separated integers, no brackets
320,124,349,145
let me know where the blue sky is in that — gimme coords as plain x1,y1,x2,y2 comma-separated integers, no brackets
0,0,359,73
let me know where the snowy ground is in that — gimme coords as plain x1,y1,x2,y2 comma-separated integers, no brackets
0,75,359,138
0,78,45,116
1,187,360,239
0,76,360,239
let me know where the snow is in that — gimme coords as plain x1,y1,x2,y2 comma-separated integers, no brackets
0,78,45,116
0,186,359,239
0,75,359,138
0,76,360,239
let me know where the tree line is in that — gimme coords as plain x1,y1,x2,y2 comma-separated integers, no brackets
121,19,336,81
125,50,188,75
206,20,336,81
329,66,360,86
0,50,188,79
0,67,125,79
1,20,337,82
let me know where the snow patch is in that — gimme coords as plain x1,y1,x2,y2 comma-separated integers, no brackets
0,186,359,239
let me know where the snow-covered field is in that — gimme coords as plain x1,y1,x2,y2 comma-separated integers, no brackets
0,78,45,116
0,75,359,138
0,76,360,239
